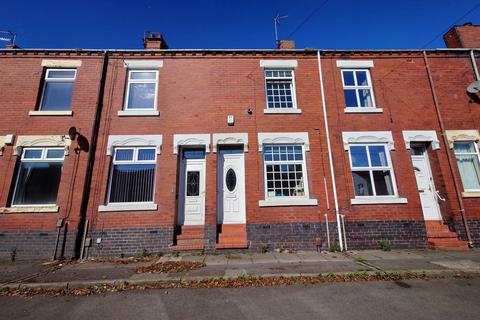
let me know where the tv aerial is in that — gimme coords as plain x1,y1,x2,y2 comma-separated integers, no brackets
0,30,16,47
274,13,288,45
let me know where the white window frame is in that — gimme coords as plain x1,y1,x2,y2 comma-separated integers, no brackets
12,147,65,207
263,144,310,199
340,69,376,108
124,70,159,111
257,133,317,207
39,69,77,111
453,141,480,192
105,146,157,206
263,69,299,112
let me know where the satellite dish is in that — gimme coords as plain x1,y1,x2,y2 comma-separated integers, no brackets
467,81,480,94
68,126,77,140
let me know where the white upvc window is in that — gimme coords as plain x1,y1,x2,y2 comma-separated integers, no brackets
341,69,376,108
264,69,297,109
453,141,480,192
263,144,309,199
347,144,398,198
107,147,157,204
124,70,159,110
39,69,76,111
12,147,65,206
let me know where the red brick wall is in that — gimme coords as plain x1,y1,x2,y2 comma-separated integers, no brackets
0,52,103,233
444,24,480,48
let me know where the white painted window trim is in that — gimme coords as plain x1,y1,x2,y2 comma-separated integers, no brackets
259,60,298,69
336,60,374,68
462,191,480,198
445,130,480,149
41,59,82,68
344,107,383,114
264,108,302,114
99,202,158,212
402,130,440,150
29,110,73,116
350,197,407,205
173,134,210,154
257,132,310,152
123,60,164,69
0,205,60,214
39,69,77,111
106,135,162,156
342,131,395,151
123,70,159,112
259,198,318,207
14,135,71,156
212,133,248,152
117,110,160,117
263,68,299,111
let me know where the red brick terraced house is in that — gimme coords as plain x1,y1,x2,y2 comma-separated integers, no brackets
0,25,479,260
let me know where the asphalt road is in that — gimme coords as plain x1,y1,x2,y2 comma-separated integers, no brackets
1,278,479,320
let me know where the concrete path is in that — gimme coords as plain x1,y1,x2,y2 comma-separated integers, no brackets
1,249,479,289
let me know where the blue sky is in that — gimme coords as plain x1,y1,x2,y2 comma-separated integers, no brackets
1,0,479,50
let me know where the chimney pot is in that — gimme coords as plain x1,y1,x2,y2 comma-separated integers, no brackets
277,40,296,50
143,32,169,50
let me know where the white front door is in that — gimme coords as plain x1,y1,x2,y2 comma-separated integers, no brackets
217,149,246,224
178,150,206,226
410,145,442,221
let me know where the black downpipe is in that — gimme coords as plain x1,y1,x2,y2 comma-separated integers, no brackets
74,51,109,258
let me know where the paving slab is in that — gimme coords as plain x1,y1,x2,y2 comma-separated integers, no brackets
0,261,49,283
250,253,278,264
224,268,248,278
319,253,351,261
204,255,229,266
181,265,228,277
295,251,331,263
359,250,427,260
226,254,253,265
431,259,480,271
272,252,302,263
180,255,206,263
369,259,447,271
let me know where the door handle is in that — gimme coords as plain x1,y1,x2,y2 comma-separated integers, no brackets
434,190,446,202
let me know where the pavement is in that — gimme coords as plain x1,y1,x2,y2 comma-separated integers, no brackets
1,278,480,319
1,249,480,290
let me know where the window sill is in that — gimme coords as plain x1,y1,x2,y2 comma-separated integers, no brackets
117,110,160,117
0,205,59,214
263,108,302,114
29,110,73,116
344,107,383,114
350,197,408,205
98,202,158,212
462,191,480,198
259,198,318,207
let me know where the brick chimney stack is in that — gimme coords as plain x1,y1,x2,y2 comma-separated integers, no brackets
143,32,169,50
443,22,480,48
277,40,296,50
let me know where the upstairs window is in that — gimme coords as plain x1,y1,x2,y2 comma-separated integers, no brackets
108,147,156,203
348,144,396,197
453,141,480,191
39,69,76,111
12,148,64,205
263,145,307,198
124,70,158,110
341,69,375,108
264,69,297,109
